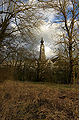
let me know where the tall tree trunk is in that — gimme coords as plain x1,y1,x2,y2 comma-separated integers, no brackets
77,55,79,82
68,38,74,84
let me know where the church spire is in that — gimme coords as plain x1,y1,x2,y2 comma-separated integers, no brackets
39,37,46,61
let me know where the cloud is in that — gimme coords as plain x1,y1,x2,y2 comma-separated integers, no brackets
10,23,17,28
37,20,63,45
34,20,63,58
39,8,56,22
10,2,63,58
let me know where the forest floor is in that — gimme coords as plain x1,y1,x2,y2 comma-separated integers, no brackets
0,80,79,120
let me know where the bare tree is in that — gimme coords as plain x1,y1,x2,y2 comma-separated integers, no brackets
0,0,42,64
0,0,40,46
39,0,79,83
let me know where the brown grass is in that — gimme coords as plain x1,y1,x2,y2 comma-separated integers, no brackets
0,80,79,120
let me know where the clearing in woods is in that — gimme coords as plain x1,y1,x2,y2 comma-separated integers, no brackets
0,80,79,120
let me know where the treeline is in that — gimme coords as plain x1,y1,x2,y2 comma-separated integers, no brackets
0,0,79,84
0,57,78,84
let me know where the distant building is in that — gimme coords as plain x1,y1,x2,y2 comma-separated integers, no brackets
39,37,46,61
37,37,53,81
0,38,54,81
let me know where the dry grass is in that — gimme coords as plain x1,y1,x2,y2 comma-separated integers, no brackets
0,80,79,120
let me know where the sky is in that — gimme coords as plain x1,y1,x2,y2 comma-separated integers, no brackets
9,6,62,58
36,21,63,58
1,0,78,60
9,0,63,58
33,8,63,58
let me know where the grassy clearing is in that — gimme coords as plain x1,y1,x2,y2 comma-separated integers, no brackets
0,80,79,120
31,81,79,90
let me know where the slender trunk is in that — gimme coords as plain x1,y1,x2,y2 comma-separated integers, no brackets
36,61,40,81
68,37,74,84
77,55,79,81
72,65,76,84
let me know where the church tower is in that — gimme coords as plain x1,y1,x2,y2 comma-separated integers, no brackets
37,37,53,82
37,37,46,81
39,37,46,61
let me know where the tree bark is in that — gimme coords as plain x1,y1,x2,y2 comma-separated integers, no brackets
68,37,74,84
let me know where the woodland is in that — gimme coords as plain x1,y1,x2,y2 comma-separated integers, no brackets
0,0,79,84
0,1,79,120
